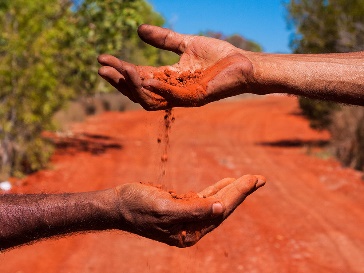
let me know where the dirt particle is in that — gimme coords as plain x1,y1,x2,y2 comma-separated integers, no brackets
168,190,178,198
154,69,203,88
169,190,200,200
158,108,175,182
161,154,168,162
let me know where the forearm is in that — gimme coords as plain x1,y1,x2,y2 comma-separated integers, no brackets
246,51,364,105
0,190,119,250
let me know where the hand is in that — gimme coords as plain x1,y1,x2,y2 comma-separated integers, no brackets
98,24,257,110
115,175,266,247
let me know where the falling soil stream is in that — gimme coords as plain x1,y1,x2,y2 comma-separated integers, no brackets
158,108,175,183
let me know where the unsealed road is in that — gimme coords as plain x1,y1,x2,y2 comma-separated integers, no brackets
2,96,364,273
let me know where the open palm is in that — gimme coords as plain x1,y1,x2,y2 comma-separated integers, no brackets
98,25,255,110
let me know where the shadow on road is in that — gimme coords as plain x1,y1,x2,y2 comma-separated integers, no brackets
52,133,123,155
256,139,329,148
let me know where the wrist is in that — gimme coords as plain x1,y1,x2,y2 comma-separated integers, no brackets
112,184,135,233
242,51,275,95
94,188,123,230
203,51,261,103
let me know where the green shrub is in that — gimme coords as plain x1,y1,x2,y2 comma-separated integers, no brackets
298,97,340,130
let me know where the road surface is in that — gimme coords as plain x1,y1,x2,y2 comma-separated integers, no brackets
2,96,364,273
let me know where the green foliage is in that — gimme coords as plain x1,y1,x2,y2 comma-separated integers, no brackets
0,0,175,179
355,118,364,171
298,98,339,130
225,34,262,52
64,0,170,94
286,0,364,129
63,0,178,93
0,0,74,179
286,0,364,53
286,0,364,171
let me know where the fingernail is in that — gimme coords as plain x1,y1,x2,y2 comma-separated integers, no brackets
212,202,224,215
253,175,266,188
256,178,266,188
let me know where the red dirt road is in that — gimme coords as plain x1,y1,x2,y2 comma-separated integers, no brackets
2,96,364,273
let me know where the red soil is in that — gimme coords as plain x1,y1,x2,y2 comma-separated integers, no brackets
169,190,200,200
154,69,203,87
2,96,364,273
153,69,206,106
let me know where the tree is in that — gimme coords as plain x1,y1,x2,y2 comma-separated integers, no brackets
0,0,74,179
287,0,364,53
64,0,176,95
286,0,364,171
225,34,262,52
200,31,262,52
0,0,174,179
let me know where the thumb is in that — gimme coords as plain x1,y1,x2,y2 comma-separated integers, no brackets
214,175,266,218
138,24,190,55
171,197,225,223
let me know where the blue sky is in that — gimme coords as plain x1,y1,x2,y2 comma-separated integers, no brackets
148,0,292,53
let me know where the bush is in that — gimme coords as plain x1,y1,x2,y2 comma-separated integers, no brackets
298,97,340,130
287,0,364,172
0,0,168,180
329,106,364,171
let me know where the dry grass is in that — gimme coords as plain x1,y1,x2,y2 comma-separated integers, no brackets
329,106,364,171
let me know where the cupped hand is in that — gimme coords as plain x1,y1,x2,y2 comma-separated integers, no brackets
115,174,266,247
98,24,256,110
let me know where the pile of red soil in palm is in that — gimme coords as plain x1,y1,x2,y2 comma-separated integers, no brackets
168,190,200,200
140,182,200,200
154,69,203,87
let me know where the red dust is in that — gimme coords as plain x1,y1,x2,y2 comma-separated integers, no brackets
3,96,364,273
154,69,203,87
169,190,200,200
158,108,175,181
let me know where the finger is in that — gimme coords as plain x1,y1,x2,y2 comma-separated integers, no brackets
98,66,137,102
99,54,165,80
213,175,266,218
170,197,225,223
98,66,125,86
137,87,169,110
142,79,185,98
98,54,121,67
198,178,236,198
143,79,206,107
138,24,191,55
98,54,141,89
99,55,168,106
254,175,267,188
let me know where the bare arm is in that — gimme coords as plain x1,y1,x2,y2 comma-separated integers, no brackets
0,175,265,250
0,190,118,250
98,25,364,109
248,51,364,105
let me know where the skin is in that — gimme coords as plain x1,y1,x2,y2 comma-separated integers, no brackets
98,24,364,109
0,175,265,251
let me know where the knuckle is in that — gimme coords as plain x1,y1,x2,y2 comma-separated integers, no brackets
180,36,193,51
164,31,175,47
